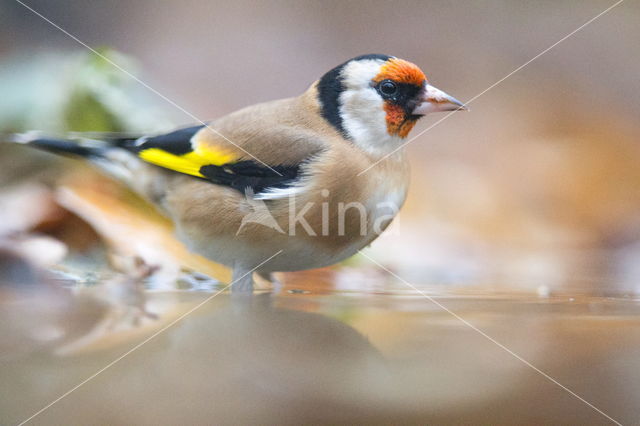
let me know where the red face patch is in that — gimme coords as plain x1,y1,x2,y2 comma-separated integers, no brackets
375,58,426,138
383,103,418,138
373,58,427,86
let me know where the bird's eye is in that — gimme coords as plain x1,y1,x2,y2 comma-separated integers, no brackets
379,80,398,96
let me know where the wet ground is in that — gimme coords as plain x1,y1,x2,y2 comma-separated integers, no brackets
1,270,639,425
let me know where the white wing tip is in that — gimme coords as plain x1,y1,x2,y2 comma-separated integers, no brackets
8,131,44,144
254,185,305,200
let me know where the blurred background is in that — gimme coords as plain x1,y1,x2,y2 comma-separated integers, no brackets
1,1,639,424
1,0,639,291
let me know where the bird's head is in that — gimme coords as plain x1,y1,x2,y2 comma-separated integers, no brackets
316,54,466,156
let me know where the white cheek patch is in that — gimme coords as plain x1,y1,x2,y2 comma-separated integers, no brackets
340,91,387,146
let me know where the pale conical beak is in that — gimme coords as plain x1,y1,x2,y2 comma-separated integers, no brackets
412,84,468,115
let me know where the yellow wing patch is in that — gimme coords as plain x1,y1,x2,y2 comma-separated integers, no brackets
139,145,239,178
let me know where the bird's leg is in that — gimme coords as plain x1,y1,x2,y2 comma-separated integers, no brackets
231,263,254,293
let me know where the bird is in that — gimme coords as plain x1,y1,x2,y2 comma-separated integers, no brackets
11,54,467,292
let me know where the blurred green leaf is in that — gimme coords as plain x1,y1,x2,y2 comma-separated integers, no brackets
64,90,124,132
0,48,170,134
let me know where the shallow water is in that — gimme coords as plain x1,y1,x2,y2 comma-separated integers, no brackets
1,271,639,425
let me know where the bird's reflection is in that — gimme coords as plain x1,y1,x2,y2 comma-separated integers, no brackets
3,265,637,425
0,275,395,424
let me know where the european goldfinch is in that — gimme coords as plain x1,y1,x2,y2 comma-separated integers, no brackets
12,54,466,291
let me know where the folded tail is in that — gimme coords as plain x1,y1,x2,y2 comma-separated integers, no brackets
11,134,103,158
6,131,155,192
8,131,140,157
